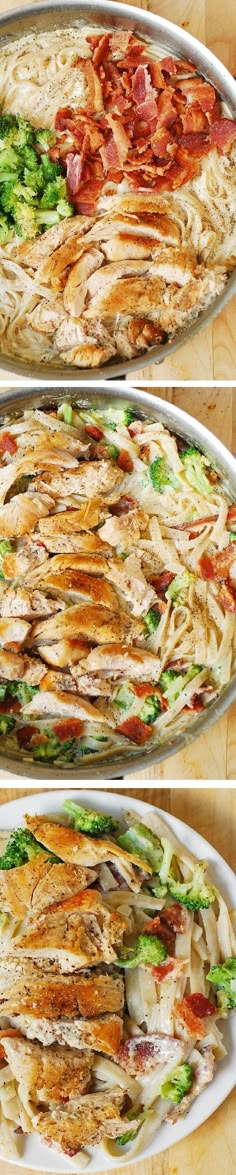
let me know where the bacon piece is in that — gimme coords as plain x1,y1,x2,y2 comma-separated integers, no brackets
145,915,175,955
79,60,104,115
117,449,134,473
151,126,175,157
151,960,175,980
209,118,236,153
66,153,84,196
181,103,209,133
179,131,210,156
149,571,175,592
17,724,38,747
85,424,103,441
176,78,216,112
132,64,155,105
156,87,178,127
116,716,152,745
227,504,236,527
135,97,159,124
55,107,73,131
134,683,168,712
110,496,137,515
149,61,166,89
217,580,236,612
53,719,84,741
174,995,214,1038
100,117,130,172
74,180,104,215
161,904,190,933
199,542,236,580
0,432,17,456
92,33,110,68
182,994,215,1017
160,56,196,76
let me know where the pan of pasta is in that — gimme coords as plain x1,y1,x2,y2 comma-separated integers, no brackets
0,788,235,1171
0,382,235,778
0,0,236,378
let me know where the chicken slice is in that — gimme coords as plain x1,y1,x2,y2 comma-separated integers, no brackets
33,1089,136,1153
39,236,90,291
25,816,152,888
64,248,104,315
22,655,48,686
118,1033,185,1075
0,492,54,539
17,217,91,268
0,971,124,1019
40,569,117,610
78,643,160,680
23,689,109,725
0,587,65,620
98,511,147,550
0,859,97,920
39,553,108,576
38,499,108,536
10,889,127,970
70,672,113,697
29,604,141,647
2,1037,93,1106
166,1046,215,1123
9,1014,123,1056
32,460,123,499
107,196,180,244
36,532,112,555
107,556,156,617
84,275,165,320
1,541,49,582
39,638,91,669
59,341,116,368
0,617,31,650
39,670,79,694
160,271,225,334
28,298,65,335
0,649,25,681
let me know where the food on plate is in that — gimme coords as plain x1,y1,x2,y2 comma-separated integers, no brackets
0,25,235,367
0,399,235,766
0,797,234,1163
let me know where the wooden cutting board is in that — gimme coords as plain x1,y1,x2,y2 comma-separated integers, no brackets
0,0,235,381
0,784,235,1175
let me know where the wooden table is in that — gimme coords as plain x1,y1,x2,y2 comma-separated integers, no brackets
0,0,235,381
0,784,235,1175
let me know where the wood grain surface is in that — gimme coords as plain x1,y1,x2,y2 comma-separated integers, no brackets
0,784,234,1175
0,0,235,382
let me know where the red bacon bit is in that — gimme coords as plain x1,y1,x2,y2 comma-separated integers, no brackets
17,724,37,747
184,993,216,1018
187,694,205,712
151,125,175,158
181,102,209,134
199,554,215,580
161,903,190,933
149,571,175,593
55,106,73,130
0,432,17,456
151,960,175,980
134,682,168,711
179,131,210,156
145,914,175,955
92,33,110,68
132,63,155,105
53,719,84,741
175,78,216,112
160,56,196,76
209,118,236,153
217,580,236,612
117,449,134,473
200,542,236,581
66,152,84,196
110,495,136,515
116,716,152,745
149,60,166,89
0,698,20,715
227,504,236,527
156,88,177,128
85,424,103,441
174,994,215,1037
75,179,104,215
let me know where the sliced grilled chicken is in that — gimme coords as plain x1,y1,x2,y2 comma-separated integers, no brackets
29,299,66,336
38,638,91,669
98,511,147,550
10,889,127,970
29,604,142,647
107,555,156,617
39,552,109,576
9,1013,123,1055
37,532,112,555
0,492,54,539
23,689,109,724
17,216,91,268
25,816,152,887
0,650,25,681
84,275,166,320
70,671,112,696
32,460,123,499
59,340,116,367
33,1088,136,1153
22,655,48,685
40,569,117,610
1,541,49,582
0,617,31,650
38,499,108,535
0,971,124,1019
78,643,160,680
64,248,104,315
0,587,65,620
39,670,78,694
2,1037,93,1105
0,860,97,919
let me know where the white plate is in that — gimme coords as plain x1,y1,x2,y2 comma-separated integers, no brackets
0,789,235,1173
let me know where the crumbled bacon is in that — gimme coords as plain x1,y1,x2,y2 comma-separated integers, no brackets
0,432,17,456
52,36,236,213
217,580,236,612
53,719,84,740
149,571,175,593
174,994,215,1037
151,960,175,980
117,449,134,473
199,542,236,581
17,724,37,747
110,495,137,515
116,715,152,744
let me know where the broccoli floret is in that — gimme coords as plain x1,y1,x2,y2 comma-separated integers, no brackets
11,115,34,152
0,714,15,737
23,145,40,171
169,861,217,909
167,571,194,605
63,798,118,836
118,823,163,871
40,176,67,209
139,695,161,725
149,456,179,493
0,112,15,139
116,932,167,969
160,1063,193,1104
32,730,78,762
14,201,38,239
181,448,213,497
0,827,44,869
56,198,74,219
23,165,44,194
116,1112,147,1146
123,408,139,426
144,608,161,636
229,531,236,543
159,837,174,884
114,683,135,712
34,128,55,153
159,665,203,706
8,681,39,707
0,684,7,700
41,154,61,181
0,216,11,244
207,958,236,1012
